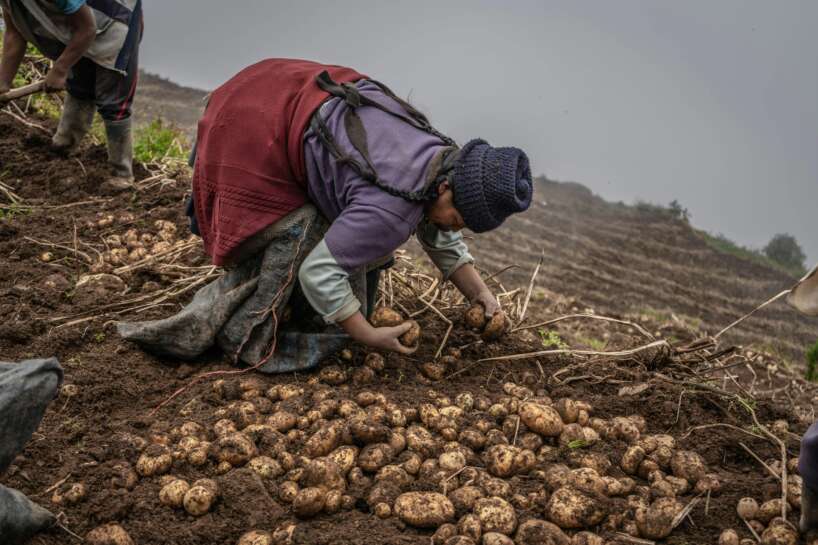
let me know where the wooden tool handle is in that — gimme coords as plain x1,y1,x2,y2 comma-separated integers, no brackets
0,80,46,103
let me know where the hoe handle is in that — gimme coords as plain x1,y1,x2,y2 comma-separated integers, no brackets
0,80,46,104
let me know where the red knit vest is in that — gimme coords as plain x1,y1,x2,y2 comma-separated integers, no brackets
192,59,366,266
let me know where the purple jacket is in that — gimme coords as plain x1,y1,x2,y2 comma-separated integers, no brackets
299,80,473,323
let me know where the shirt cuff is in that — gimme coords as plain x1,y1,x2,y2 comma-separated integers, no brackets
443,253,475,281
325,296,361,324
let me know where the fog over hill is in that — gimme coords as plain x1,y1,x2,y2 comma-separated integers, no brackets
137,1,818,266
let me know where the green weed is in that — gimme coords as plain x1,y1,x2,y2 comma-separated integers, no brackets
133,118,188,163
539,330,568,350
567,439,588,449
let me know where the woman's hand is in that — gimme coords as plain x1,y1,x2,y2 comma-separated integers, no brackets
338,312,417,354
472,289,501,318
364,322,417,354
449,264,501,317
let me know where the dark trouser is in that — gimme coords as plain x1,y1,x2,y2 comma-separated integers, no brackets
66,44,139,122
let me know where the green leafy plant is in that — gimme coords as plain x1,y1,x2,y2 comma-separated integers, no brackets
806,340,818,382
133,118,188,163
567,439,588,449
539,330,568,350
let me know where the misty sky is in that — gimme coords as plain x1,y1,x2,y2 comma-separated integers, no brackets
140,1,817,265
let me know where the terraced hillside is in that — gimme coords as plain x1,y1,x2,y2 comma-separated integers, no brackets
463,178,817,366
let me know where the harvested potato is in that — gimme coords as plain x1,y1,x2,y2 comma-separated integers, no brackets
433,524,458,545
301,458,346,491
159,479,189,508
278,481,299,503
406,425,440,458
669,450,705,483
449,485,484,517
294,487,327,518
481,311,509,341
351,366,375,385
572,531,604,545
217,432,258,466
481,477,513,499
358,443,395,472
665,475,690,495
183,485,216,516
757,499,784,523
694,473,721,495
305,422,344,457
610,417,640,443
545,487,606,529
248,456,283,480
482,533,514,545
237,530,273,545
720,529,740,545
349,417,391,445
400,320,421,347
464,304,487,330
760,523,797,545
554,399,579,424
109,462,138,490
474,496,517,535
440,451,467,473
135,444,172,477
323,489,343,514
371,307,404,327
484,445,520,478
364,352,385,371
519,402,564,437
267,411,298,433
514,519,571,545
86,523,135,545
53,482,87,505
634,497,682,539
736,497,759,519
319,365,347,386
421,360,448,381
445,537,476,545
327,446,358,475
394,492,455,528
569,468,606,497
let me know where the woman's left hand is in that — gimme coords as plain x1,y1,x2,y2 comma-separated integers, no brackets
473,289,501,317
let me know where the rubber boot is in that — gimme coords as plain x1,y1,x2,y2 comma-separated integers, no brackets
51,94,95,152
102,117,134,193
801,483,818,532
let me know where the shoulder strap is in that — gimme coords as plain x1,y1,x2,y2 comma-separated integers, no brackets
313,71,458,203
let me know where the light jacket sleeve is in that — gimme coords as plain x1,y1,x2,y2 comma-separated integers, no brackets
298,238,361,324
416,218,475,281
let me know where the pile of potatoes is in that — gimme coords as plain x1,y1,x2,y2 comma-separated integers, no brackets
115,368,732,545
89,219,191,272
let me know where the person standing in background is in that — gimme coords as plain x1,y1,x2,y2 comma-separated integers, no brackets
0,0,143,191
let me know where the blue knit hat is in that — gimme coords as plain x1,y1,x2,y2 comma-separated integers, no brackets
450,139,533,233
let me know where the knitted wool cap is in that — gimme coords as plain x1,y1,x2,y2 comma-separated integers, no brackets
450,138,533,233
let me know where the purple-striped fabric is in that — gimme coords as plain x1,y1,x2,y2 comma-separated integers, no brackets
303,80,449,272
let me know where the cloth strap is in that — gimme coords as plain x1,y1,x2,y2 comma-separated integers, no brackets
313,71,459,203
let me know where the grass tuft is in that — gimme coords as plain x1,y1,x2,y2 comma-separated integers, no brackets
133,118,188,164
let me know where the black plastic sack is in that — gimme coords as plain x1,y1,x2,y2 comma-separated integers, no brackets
0,358,61,544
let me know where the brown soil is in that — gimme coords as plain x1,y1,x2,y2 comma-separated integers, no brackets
0,114,815,545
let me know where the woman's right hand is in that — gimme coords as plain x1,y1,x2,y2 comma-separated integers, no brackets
364,322,417,355
339,312,417,355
